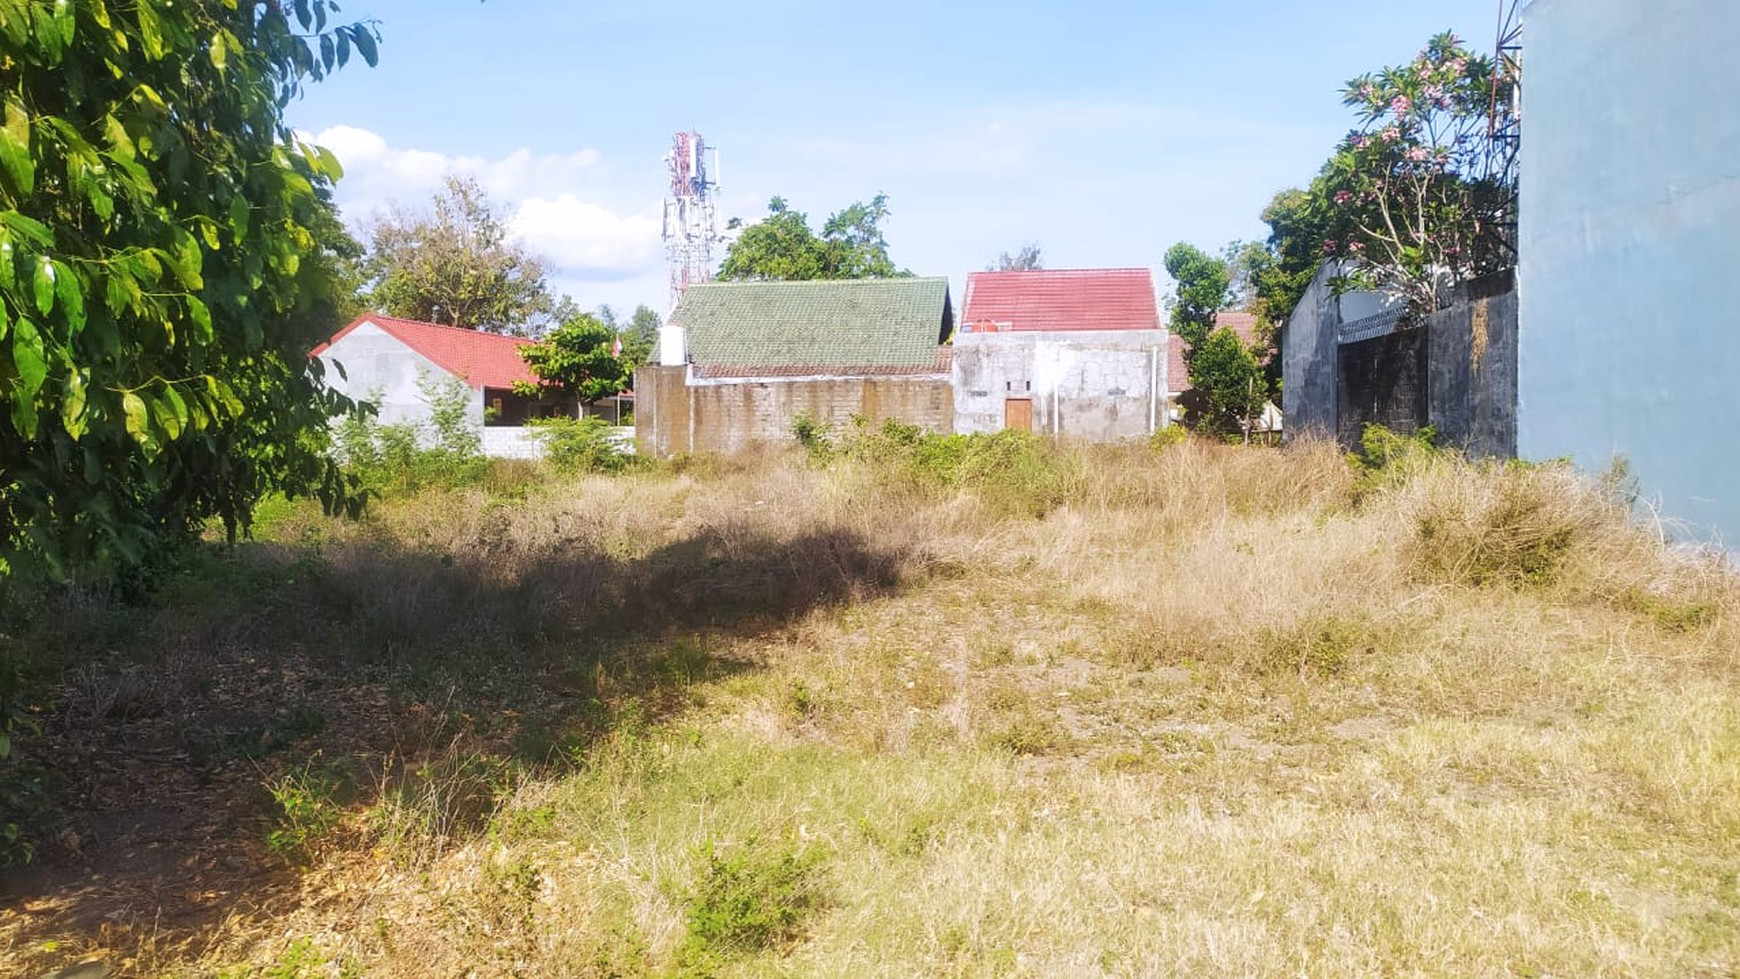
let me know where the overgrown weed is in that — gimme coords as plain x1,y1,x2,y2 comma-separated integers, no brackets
7,427,1740,978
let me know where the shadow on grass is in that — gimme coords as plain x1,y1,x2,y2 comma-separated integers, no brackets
0,520,910,971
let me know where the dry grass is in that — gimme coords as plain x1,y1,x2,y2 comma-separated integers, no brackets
6,436,1739,977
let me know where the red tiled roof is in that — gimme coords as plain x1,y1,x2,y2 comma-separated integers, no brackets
695,347,953,379
313,314,539,390
961,268,1159,333
1167,312,1263,394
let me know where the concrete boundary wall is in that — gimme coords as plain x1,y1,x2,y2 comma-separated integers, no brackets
635,365,952,457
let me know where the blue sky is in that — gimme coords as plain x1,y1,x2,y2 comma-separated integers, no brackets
288,1,1503,315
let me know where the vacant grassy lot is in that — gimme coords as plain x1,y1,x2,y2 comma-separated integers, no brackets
3,434,1737,977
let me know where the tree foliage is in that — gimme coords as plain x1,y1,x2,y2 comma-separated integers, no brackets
0,0,379,580
623,304,660,369
592,302,660,371
1245,187,1333,329
989,243,1043,272
1162,242,1230,360
1311,33,1514,311
366,174,554,333
516,313,628,406
1180,327,1268,437
718,195,905,281
1238,33,1517,332
1165,242,1267,434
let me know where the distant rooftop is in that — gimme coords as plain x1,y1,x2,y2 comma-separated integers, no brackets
961,268,1160,333
673,277,953,371
313,314,537,389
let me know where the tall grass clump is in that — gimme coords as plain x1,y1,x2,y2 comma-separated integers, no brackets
829,419,1085,517
1400,457,1625,588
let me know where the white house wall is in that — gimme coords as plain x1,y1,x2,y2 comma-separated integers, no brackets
952,330,1169,441
317,320,487,429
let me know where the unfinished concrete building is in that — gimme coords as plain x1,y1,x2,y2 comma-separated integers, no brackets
952,269,1169,440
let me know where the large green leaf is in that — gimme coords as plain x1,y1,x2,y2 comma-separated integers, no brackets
152,388,184,440
54,260,83,337
121,390,148,441
62,370,87,439
352,26,378,66
134,0,164,60
11,316,46,399
32,257,55,315
186,294,211,343
0,98,33,195
0,210,52,246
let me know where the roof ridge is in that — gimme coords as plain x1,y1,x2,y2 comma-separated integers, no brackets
968,267,1153,275
366,313,536,345
688,276,948,289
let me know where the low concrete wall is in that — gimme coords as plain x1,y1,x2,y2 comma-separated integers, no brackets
952,330,1167,441
481,426,545,460
635,366,953,456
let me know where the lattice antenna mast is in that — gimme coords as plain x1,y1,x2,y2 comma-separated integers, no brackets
662,131,721,311
1484,0,1524,266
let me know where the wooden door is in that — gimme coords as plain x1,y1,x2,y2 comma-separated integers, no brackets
1004,398,1034,432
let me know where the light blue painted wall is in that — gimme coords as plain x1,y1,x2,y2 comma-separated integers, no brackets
1519,0,1740,545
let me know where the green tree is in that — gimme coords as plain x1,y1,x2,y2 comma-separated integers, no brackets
1248,187,1334,329
1163,242,1230,364
1165,242,1268,434
819,193,898,278
718,194,905,281
0,0,379,580
1181,327,1269,437
622,304,660,368
366,174,554,333
516,313,628,408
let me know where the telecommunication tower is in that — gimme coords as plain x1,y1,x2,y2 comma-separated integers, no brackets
662,131,721,310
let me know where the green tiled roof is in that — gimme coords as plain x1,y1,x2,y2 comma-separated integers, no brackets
673,277,953,369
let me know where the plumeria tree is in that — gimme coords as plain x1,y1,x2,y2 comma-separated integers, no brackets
1317,32,1516,311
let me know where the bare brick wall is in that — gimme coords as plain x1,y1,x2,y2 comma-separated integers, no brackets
635,366,953,456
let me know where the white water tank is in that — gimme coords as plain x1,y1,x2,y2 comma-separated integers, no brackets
658,324,687,366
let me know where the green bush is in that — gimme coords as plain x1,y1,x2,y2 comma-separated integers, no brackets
791,412,835,463
334,374,489,497
266,763,347,863
1149,424,1189,451
835,420,1083,517
1349,423,1443,492
529,416,632,474
678,838,827,974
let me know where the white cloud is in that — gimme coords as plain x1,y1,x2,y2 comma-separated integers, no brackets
302,126,663,299
312,124,387,167
509,194,662,274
